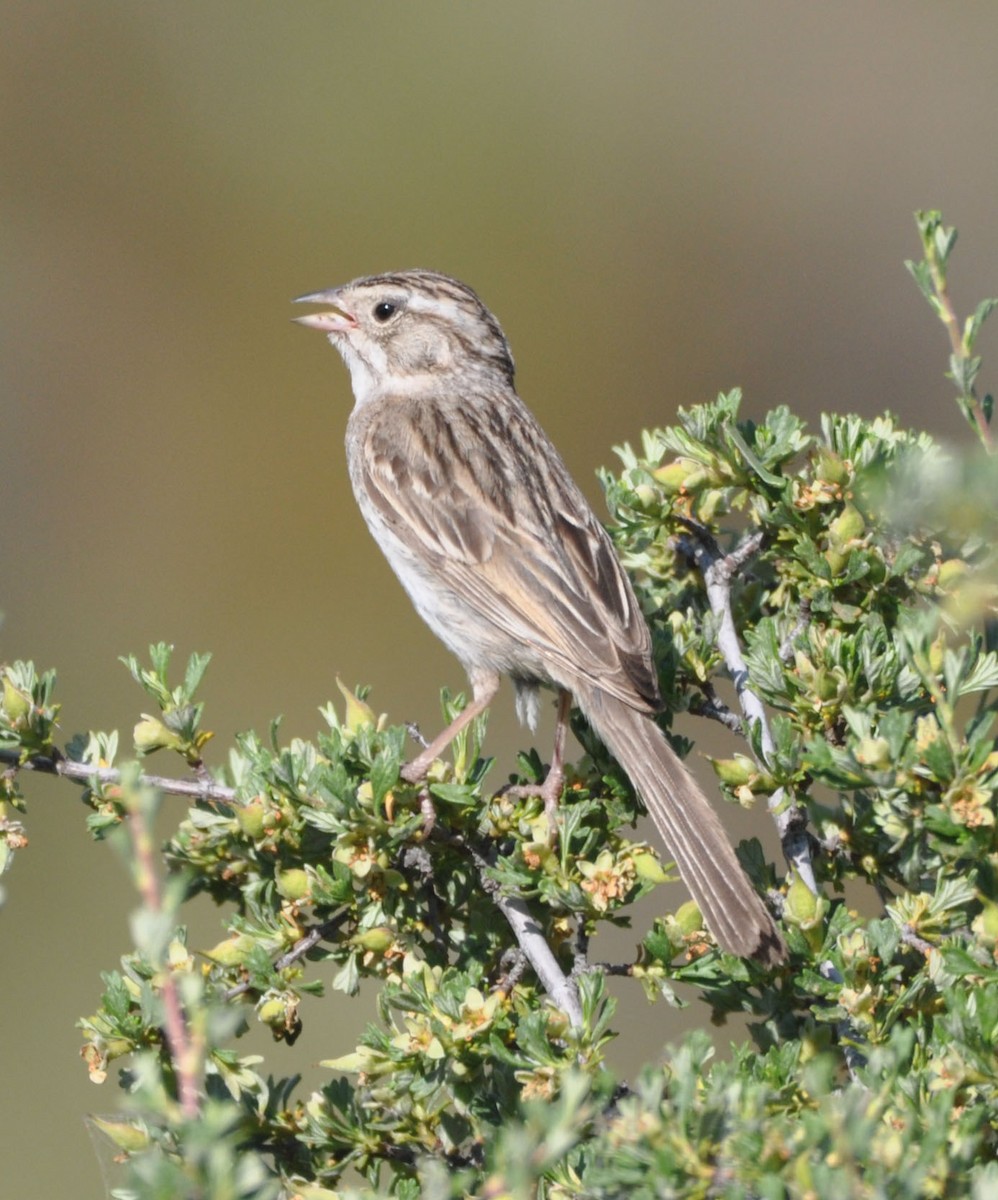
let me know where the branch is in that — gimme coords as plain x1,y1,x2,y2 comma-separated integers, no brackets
688,682,743,733
452,833,584,1029
900,924,934,956
0,746,237,803
678,522,817,896
498,894,583,1027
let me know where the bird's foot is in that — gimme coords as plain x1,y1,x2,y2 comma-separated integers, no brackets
503,764,565,845
399,756,436,838
400,755,431,786
417,786,436,838
540,765,565,844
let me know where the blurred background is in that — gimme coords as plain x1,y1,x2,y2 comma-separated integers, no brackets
4,3,998,1194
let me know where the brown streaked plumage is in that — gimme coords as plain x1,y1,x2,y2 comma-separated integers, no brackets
295,270,785,965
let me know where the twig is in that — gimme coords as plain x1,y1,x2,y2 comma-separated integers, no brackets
923,239,993,451
491,893,583,1027
401,843,445,947
405,721,429,749
126,792,201,1118
818,960,866,1081
452,833,583,1029
571,922,590,978
688,682,743,733
0,746,237,803
900,924,934,956
222,914,350,1000
678,522,818,896
494,947,528,996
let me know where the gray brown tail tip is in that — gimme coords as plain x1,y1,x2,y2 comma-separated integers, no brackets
751,926,788,967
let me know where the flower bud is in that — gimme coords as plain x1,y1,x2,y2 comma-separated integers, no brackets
132,715,184,756
652,459,700,493
673,899,704,936
257,997,288,1026
336,678,377,732
854,737,890,770
276,868,312,901
828,503,865,547
204,933,256,966
90,1116,151,1153
236,797,269,839
2,676,31,724
813,450,850,486
351,926,395,953
711,755,757,787
784,874,824,932
632,850,669,884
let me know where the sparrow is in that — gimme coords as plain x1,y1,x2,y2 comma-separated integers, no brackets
295,270,785,965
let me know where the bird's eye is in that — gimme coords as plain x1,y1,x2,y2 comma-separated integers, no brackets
373,300,397,322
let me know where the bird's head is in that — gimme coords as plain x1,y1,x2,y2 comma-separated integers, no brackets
295,270,515,402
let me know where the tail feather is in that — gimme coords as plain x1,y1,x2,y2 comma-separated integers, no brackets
581,688,785,965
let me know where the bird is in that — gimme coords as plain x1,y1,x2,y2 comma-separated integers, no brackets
294,269,785,966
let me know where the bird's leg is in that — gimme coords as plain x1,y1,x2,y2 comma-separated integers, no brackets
540,689,571,836
400,674,500,785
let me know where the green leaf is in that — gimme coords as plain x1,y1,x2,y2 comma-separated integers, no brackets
332,954,360,995
182,651,212,699
427,781,479,807
963,296,998,353
369,749,400,808
723,419,786,487
949,352,981,396
905,257,935,303
957,651,998,697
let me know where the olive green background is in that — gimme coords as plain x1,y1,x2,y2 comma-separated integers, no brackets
4,3,998,1195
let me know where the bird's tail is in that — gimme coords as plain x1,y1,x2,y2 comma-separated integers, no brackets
581,687,785,965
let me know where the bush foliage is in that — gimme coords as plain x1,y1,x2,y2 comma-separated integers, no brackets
2,213,997,1198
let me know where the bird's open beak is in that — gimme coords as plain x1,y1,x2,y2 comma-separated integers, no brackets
292,289,358,333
